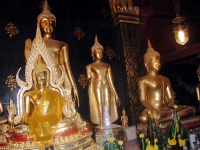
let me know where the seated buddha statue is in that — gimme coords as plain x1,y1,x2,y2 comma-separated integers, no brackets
23,63,66,148
0,101,8,125
138,40,197,124
196,66,200,112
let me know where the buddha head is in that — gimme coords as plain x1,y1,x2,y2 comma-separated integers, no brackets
144,39,161,72
91,35,104,61
122,108,126,115
37,0,56,37
33,58,50,89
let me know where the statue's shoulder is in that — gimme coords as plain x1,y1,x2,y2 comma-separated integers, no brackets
46,88,58,94
23,90,38,98
138,75,149,83
54,39,69,47
159,75,170,82
45,88,63,97
86,63,93,69
45,38,69,48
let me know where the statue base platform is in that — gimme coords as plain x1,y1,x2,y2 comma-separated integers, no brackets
137,115,200,131
95,124,122,150
0,128,97,150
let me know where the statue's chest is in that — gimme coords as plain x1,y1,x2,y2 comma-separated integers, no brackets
92,65,108,74
147,78,164,91
44,46,60,62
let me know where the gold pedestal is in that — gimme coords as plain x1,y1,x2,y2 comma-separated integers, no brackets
0,129,97,150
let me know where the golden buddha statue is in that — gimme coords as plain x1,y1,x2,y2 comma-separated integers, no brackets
24,0,79,106
196,66,200,100
14,21,86,147
86,35,121,125
138,40,197,124
196,66,200,111
0,101,8,125
16,0,82,133
7,99,16,131
121,108,128,128
24,63,66,148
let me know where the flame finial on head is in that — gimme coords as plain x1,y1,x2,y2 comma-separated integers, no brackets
144,39,160,64
148,39,152,49
37,0,56,24
91,35,104,54
43,0,49,10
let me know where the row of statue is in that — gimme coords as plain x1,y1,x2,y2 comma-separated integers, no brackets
0,0,198,149
0,0,122,149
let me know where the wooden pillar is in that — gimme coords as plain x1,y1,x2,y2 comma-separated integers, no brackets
109,0,146,125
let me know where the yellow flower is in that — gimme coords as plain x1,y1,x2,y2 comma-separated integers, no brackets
154,138,158,144
178,134,181,139
146,138,149,142
168,138,177,146
118,140,123,146
107,136,115,142
153,145,158,150
146,145,153,150
178,139,186,147
139,133,144,138
174,105,178,109
147,144,158,150
148,109,151,114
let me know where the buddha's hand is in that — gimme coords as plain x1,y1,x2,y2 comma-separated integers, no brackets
73,87,79,107
115,96,121,106
168,98,175,108
152,109,160,123
23,113,30,124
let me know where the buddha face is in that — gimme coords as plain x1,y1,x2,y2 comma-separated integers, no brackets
36,71,47,87
146,55,161,72
93,48,103,60
39,16,55,36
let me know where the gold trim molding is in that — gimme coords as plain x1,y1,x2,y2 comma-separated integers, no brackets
108,0,139,26
114,13,139,26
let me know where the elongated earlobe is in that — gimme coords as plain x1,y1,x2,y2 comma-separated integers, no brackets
145,63,148,72
91,54,94,61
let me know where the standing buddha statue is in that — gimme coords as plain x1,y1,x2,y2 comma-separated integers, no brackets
24,0,79,107
86,35,121,125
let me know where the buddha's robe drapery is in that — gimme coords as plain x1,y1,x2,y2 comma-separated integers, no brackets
27,88,66,147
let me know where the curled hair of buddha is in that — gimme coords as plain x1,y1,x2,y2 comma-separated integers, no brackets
144,39,160,64
91,35,104,55
37,0,56,24
32,57,50,89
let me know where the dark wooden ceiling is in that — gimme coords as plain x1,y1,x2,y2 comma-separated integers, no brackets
138,0,200,65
